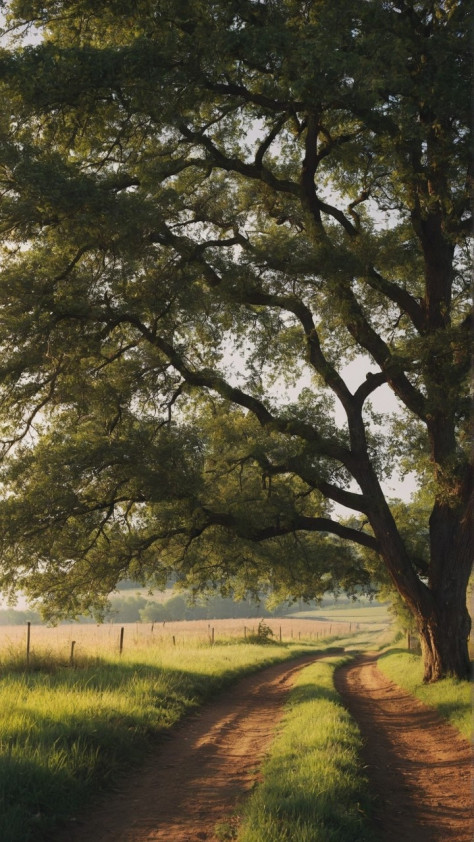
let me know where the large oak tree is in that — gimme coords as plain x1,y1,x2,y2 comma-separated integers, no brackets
0,0,471,680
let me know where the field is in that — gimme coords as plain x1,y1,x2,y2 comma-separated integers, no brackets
291,602,389,625
0,607,389,667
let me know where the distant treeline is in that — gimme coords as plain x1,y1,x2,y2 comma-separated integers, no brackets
0,608,42,625
0,594,297,625
0,590,373,625
102,591,373,623
108,593,292,624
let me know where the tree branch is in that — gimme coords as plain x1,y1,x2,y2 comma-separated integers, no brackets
111,313,353,466
353,372,387,408
178,123,299,196
300,115,358,237
242,287,354,411
365,266,426,333
206,79,301,113
254,114,290,168
335,280,427,420
199,508,379,552
251,450,370,514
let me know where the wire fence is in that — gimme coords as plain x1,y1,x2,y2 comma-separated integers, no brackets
1,616,367,665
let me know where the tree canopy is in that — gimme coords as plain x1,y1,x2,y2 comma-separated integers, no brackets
0,0,471,680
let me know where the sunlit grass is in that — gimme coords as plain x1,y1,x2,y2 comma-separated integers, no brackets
0,614,396,842
0,638,320,842
235,657,375,842
377,649,472,739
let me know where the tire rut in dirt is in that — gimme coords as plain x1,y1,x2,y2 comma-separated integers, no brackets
54,653,321,842
334,653,472,842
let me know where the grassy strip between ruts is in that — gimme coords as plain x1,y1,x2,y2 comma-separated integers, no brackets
377,649,472,740
0,639,320,842
233,656,376,842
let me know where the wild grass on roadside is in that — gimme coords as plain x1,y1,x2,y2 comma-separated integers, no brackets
235,657,375,842
0,640,317,842
377,649,472,739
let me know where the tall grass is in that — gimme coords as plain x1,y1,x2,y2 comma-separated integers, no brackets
377,649,472,739
0,638,319,842
235,657,376,842
0,616,354,652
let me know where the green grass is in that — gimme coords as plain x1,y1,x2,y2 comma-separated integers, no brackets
0,640,319,842
235,656,376,842
290,601,393,653
377,649,472,739
289,600,390,626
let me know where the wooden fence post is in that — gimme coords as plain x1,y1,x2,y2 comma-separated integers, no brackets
70,640,76,667
26,622,31,668
119,626,124,655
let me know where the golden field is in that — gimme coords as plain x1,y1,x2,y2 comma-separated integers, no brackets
0,615,362,661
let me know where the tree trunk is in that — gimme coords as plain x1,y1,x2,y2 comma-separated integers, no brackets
365,474,472,683
418,493,473,682
416,599,471,683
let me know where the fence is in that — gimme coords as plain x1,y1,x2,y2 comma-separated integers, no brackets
3,616,361,666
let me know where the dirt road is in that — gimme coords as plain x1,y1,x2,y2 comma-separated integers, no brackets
334,653,473,842
56,651,472,842
55,653,320,842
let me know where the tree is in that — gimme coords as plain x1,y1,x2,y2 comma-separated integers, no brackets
0,0,471,681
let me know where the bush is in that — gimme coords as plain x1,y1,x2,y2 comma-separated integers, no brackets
247,620,275,645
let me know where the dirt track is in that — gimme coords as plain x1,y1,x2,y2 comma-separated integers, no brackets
335,653,473,842
55,653,320,842
56,651,473,842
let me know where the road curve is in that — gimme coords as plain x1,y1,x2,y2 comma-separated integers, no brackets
334,653,473,842
55,653,322,842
